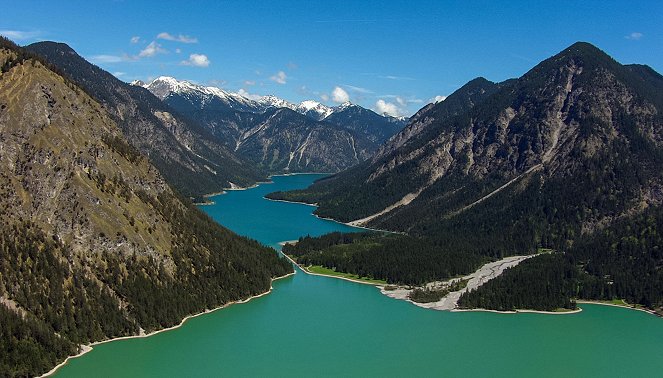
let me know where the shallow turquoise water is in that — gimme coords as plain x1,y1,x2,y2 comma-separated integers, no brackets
55,174,663,377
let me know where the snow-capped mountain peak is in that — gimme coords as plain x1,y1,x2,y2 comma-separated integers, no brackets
142,76,404,124
144,76,261,111
258,95,296,111
336,101,355,111
295,100,333,120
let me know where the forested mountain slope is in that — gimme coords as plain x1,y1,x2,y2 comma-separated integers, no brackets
25,42,263,197
0,38,292,376
270,42,663,311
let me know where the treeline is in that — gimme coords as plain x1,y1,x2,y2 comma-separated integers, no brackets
283,232,487,285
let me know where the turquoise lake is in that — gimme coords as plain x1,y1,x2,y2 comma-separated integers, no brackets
55,174,663,377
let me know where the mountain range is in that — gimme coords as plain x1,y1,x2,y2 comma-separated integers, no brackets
141,76,408,173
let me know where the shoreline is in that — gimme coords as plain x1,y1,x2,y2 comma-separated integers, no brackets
266,197,318,207
264,196,399,234
451,307,583,315
278,242,382,286
576,300,661,318
40,271,296,377
199,172,332,201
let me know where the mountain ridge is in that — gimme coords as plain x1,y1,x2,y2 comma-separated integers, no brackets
25,42,264,197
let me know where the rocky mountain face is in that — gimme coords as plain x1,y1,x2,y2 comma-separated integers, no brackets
25,42,264,197
143,77,406,173
0,39,291,376
234,107,374,172
273,42,663,240
325,102,409,145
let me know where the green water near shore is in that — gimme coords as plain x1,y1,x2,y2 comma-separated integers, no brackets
54,174,663,377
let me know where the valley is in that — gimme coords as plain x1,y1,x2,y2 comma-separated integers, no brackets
1,2,662,374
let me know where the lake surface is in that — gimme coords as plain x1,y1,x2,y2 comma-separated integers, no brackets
55,174,663,377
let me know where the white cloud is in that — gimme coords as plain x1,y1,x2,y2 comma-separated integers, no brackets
320,94,329,102
431,95,447,103
375,99,402,117
157,32,198,43
130,36,141,44
270,71,287,84
238,88,262,101
395,97,407,106
332,86,350,103
0,30,39,41
90,54,124,63
138,41,167,58
244,80,256,86
175,48,182,54
378,75,415,81
625,32,643,40
113,72,126,77
180,53,210,67
344,84,373,94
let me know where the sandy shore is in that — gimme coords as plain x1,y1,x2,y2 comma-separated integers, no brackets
40,271,295,377
380,255,538,312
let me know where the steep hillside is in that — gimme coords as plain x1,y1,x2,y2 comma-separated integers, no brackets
324,102,407,144
269,42,663,310
0,39,292,376
25,42,263,197
232,107,374,172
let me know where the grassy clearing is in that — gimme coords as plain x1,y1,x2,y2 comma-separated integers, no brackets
304,265,387,285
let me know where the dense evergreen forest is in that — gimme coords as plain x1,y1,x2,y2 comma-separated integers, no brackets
458,254,580,311
0,192,293,376
283,232,487,285
452,205,663,312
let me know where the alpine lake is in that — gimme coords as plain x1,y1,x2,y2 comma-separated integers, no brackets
53,174,663,377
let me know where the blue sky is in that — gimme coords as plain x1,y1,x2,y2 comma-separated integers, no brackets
2,1,661,116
